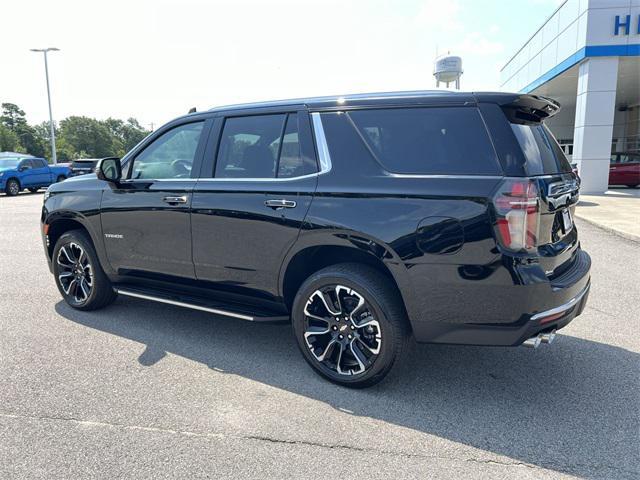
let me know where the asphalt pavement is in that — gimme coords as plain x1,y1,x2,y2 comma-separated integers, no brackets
1,191,638,479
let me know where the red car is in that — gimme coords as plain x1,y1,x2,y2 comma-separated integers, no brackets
609,152,640,188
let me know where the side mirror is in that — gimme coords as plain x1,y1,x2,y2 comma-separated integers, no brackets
96,157,122,183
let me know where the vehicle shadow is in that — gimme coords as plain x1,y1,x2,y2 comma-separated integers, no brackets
55,298,639,479
577,200,599,207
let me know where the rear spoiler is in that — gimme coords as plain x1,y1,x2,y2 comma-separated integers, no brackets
499,95,560,125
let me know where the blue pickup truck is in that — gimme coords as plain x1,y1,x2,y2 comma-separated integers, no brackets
0,157,71,196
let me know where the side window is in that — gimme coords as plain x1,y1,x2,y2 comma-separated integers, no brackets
20,160,33,170
348,107,501,175
33,159,46,168
214,113,317,179
131,122,204,180
215,114,285,178
277,114,316,178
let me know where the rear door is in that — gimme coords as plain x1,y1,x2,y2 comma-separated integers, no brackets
31,158,51,185
191,110,318,299
100,119,210,279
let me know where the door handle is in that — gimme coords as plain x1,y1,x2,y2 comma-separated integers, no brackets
163,195,189,204
265,199,297,209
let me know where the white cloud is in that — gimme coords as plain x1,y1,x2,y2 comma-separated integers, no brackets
454,32,505,56
414,0,462,31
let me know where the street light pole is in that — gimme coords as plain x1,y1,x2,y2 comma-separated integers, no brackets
31,48,59,164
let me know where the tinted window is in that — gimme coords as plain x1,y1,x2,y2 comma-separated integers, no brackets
348,107,500,175
277,114,316,178
131,122,204,179
216,114,285,178
510,124,572,175
215,113,315,179
32,159,46,168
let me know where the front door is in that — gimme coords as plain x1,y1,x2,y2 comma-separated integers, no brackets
18,159,36,187
191,111,319,299
100,120,209,280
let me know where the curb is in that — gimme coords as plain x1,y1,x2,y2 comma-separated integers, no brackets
574,214,640,244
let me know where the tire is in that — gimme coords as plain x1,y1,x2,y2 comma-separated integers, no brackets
56,175,66,183
52,230,117,311
5,178,20,196
291,263,410,388
28,187,40,193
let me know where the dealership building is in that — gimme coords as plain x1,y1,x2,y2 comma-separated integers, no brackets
500,0,639,192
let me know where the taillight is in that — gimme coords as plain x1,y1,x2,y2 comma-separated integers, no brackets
493,179,540,252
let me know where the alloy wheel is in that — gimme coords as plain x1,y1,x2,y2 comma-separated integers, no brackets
8,181,19,195
56,242,93,304
303,285,382,376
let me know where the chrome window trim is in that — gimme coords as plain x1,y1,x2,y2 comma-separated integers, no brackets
311,112,332,174
136,172,323,183
194,172,321,183
386,173,504,180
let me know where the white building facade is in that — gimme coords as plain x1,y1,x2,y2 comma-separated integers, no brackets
501,0,639,192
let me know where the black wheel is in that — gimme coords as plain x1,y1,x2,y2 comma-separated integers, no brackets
28,187,40,193
56,175,66,183
52,230,117,310
5,178,20,196
292,263,410,388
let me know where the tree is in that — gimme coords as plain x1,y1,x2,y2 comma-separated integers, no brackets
0,103,27,131
104,117,150,156
0,102,149,160
33,121,55,141
17,127,47,157
58,116,117,159
1,103,47,157
0,124,21,152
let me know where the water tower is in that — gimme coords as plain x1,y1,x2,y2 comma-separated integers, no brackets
433,54,463,89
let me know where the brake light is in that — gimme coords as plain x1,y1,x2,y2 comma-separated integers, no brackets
493,179,540,251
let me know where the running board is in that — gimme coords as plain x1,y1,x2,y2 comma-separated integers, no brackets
114,287,289,322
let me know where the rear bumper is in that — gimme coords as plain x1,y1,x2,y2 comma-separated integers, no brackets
408,249,591,346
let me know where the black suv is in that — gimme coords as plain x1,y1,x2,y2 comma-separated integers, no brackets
69,158,100,177
41,91,591,387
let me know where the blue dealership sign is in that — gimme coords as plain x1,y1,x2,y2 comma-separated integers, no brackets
614,15,640,35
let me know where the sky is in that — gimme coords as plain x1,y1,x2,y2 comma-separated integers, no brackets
0,0,564,129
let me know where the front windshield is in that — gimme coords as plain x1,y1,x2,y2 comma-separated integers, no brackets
0,158,21,169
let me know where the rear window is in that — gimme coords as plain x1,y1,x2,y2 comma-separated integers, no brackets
510,123,572,175
347,107,500,175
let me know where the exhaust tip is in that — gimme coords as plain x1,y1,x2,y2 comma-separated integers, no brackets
540,330,557,344
522,336,542,349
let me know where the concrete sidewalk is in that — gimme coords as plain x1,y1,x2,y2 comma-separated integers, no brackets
575,188,640,242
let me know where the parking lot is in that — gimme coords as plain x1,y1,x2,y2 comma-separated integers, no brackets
0,191,638,479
